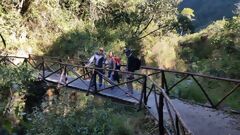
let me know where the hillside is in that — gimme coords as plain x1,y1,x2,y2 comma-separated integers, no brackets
179,0,240,30
177,16,240,79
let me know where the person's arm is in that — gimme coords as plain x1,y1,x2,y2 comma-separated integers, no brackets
113,58,116,70
85,55,95,67
126,57,129,71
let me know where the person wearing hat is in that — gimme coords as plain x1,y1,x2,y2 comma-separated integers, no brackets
86,47,106,88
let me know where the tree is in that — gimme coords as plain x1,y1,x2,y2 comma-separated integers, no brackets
89,0,179,51
176,15,195,35
181,8,195,20
174,8,195,35
0,0,31,14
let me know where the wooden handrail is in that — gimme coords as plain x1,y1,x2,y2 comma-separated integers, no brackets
5,55,239,83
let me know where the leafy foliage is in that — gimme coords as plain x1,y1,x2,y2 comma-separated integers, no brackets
174,15,195,35
181,8,195,20
178,16,240,79
26,90,155,135
0,63,36,134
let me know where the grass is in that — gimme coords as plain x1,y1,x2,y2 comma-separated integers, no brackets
166,73,240,110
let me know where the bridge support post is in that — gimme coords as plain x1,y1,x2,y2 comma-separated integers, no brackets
138,75,147,111
143,75,147,105
93,71,97,93
159,92,164,135
23,58,28,68
159,70,165,135
161,71,169,95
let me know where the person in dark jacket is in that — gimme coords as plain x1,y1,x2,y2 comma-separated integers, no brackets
86,47,106,88
125,48,134,94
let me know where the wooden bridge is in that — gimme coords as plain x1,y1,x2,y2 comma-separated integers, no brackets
1,55,240,135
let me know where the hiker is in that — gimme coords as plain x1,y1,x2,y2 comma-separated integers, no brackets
124,48,141,95
112,55,121,83
125,48,135,94
86,47,106,88
107,51,114,80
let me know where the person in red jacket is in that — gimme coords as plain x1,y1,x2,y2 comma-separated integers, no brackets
112,56,121,83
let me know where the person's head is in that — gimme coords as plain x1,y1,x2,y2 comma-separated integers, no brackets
108,51,113,58
124,48,132,57
99,47,104,54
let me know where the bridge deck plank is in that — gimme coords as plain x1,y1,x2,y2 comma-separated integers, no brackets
44,71,141,104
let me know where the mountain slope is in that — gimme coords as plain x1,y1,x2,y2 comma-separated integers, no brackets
179,0,240,30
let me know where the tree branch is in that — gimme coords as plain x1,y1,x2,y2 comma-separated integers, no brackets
137,16,154,36
0,33,6,48
133,7,147,35
18,0,25,13
137,28,161,40
137,25,170,40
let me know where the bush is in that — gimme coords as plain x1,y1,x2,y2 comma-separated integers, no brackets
26,91,151,135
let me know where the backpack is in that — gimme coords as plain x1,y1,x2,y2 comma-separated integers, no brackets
132,56,141,71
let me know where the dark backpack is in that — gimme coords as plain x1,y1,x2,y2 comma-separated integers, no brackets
132,56,141,71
